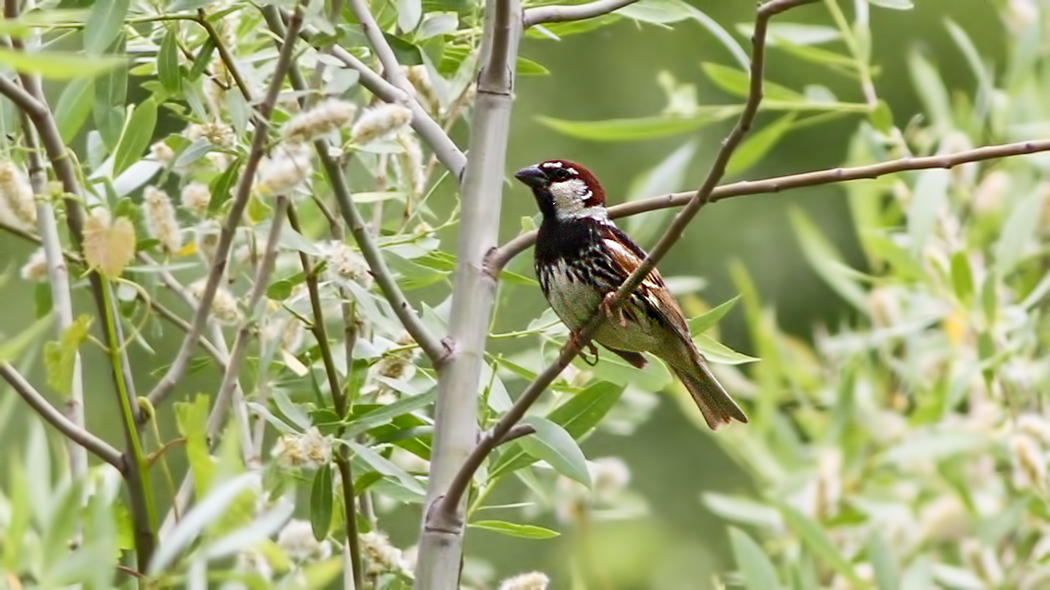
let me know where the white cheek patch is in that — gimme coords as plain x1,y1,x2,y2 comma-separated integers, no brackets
550,179,607,221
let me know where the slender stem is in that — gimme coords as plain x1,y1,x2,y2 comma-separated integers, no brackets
147,2,306,409
435,0,819,527
100,279,158,571
523,0,639,27
196,9,255,104
346,0,413,91
414,0,522,586
487,136,1050,274
0,362,122,469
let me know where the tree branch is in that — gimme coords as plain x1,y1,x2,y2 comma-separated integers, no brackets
147,2,306,409
346,0,413,91
0,362,123,470
414,0,523,585
435,0,818,526
486,137,1050,275
523,0,639,27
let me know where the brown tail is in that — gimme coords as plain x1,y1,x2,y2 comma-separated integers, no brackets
670,354,747,430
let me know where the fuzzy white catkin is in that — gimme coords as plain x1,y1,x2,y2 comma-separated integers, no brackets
20,247,48,282
150,141,175,165
0,162,35,227
282,99,357,143
256,148,313,196
143,186,182,254
350,104,413,146
272,427,331,470
189,279,240,324
187,121,236,148
277,519,332,562
180,182,212,215
360,531,405,574
398,133,427,196
322,240,372,287
497,572,550,590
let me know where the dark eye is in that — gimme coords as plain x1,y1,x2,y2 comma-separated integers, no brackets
549,168,572,182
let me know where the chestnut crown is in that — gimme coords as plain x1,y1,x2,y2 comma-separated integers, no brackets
514,160,607,222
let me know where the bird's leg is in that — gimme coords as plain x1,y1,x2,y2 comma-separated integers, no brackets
567,330,600,365
599,291,628,328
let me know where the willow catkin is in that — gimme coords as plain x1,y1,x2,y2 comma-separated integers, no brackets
350,104,413,146
0,162,35,227
282,99,357,143
143,186,182,254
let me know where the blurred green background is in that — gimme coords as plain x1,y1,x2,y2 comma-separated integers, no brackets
0,0,1007,586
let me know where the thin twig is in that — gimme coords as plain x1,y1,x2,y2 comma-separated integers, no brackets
434,0,819,526
486,136,1050,275
0,362,123,469
147,3,306,409
523,0,639,27
346,0,413,91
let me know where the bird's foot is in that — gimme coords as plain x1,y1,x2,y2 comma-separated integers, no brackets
568,331,600,366
600,292,628,328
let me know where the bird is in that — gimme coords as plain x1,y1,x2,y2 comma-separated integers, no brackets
514,159,747,430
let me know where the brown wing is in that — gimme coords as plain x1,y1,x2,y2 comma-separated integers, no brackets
599,225,693,342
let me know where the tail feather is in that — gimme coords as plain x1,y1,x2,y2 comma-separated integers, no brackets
670,356,747,430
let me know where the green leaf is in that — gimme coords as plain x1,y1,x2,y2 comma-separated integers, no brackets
343,392,436,438
0,313,54,363
208,157,243,213
994,189,1044,275
625,141,697,243
688,296,740,335
398,0,422,33
158,27,182,94
702,493,782,529
43,314,93,396
868,530,900,590
950,251,974,304
310,464,334,541
518,416,591,487
468,520,560,539
729,527,781,590
55,79,94,143
516,56,550,76
616,0,692,24
726,113,797,177
907,169,949,256
188,36,216,82
175,394,215,495
538,108,738,142
347,441,426,496
548,381,624,437
94,49,127,150
702,62,802,102
867,0,913,9
790,208,867,310
766,23,841,45
112,98,157,178
779,503,863,586
266,280,296,301
382,33,423,65
0,47,124,79
694,334,758,365
85,0,130,55
908,50,951,132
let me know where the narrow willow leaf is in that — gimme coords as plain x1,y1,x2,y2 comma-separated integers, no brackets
687,296,740,335
907,169,949,256
347,441,426,495
54,79,94,143
112,98,157,177
790,208,867,310
615,0,692,24
779,503,863,586
468,520,560,539
868,530,900,590
908,50,951,132
0,47,124,79
694,334,758,365
516,57,550,76
158,27,182,93
343,391,436,438
398,0,422,33
994,189,1044,275
43,314,93,396
208,157,242,213
188,36,216,81
84,0,130,55
726,113,798,177
702,62,802,102
310,465,334,541
949,251,974,304
729,527,781,590
519,416,590,486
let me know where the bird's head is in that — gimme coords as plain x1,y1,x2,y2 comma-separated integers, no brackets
514,160,607,222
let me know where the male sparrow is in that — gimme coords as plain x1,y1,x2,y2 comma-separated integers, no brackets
515,159,747,430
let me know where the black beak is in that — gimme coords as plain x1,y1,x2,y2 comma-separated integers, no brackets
514,165,548,189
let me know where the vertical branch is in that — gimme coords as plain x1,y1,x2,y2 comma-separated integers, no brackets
414,0,522,586
147,2,306,408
